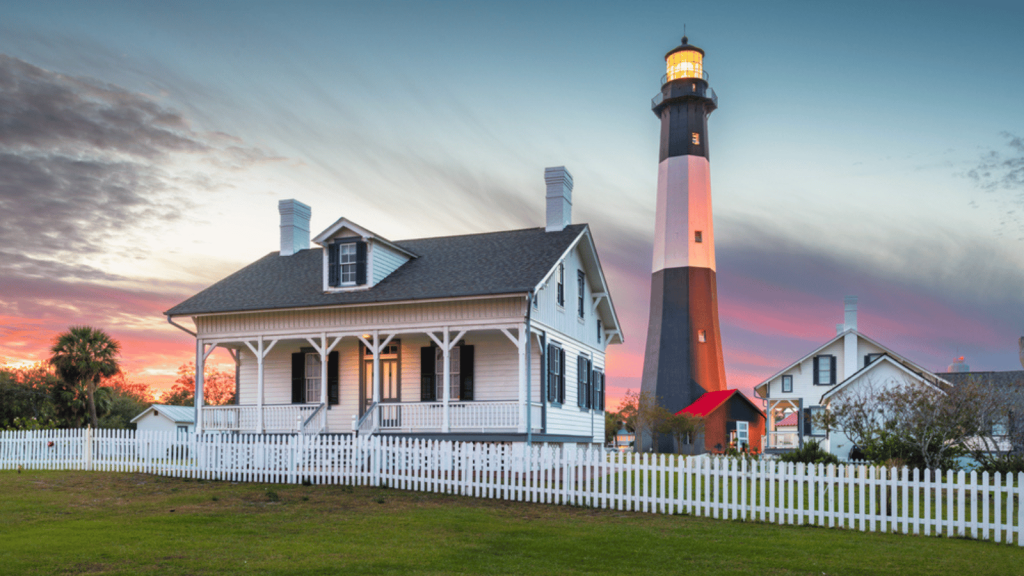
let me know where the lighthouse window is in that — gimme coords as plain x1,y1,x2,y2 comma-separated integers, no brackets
692,132,700,145
698,329,706,343
694,231,703,243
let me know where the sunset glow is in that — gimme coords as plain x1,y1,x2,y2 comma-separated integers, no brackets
0,2,1022,413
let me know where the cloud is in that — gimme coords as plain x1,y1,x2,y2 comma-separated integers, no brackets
965,132,1024,239
0,54,272,274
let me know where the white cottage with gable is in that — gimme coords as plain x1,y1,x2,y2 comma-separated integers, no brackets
754,297,949,459
165,167,623,447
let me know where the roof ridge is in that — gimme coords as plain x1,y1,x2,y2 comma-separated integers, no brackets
395,224,586,244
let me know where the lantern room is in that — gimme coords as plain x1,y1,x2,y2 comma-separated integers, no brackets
665,36,705,82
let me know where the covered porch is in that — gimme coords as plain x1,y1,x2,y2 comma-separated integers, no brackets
763,398,801,453
193,322,544,436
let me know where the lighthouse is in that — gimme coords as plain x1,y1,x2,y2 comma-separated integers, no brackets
639,37,727,452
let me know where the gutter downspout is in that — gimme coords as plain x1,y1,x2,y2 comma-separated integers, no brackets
526,291,533,448
167,316,197,337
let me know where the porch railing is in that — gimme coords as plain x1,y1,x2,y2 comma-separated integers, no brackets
373,401,540,433
767,431,799,449
202,404,322,433
354,401,379,436
201,405,257,431
301,404,326,435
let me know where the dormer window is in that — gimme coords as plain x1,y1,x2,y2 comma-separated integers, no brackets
328,239,367,288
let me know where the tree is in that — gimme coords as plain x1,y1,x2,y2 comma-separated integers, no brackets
0,363,60,429
661,413,705,455
829,377,976,470
165,362,236,406
49,327,121,429
604,411,619,445
619,389,672,452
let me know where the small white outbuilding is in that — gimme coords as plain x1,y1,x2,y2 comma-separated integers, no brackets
131,404,195,437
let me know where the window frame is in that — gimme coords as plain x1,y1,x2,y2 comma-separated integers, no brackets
813,354,836,386
304,352,322,404
577,270,586,319
781,374,793,393
547,342,565,405
577,354,592,410
864,352,883,367
556,263,565,308
808,406,826,437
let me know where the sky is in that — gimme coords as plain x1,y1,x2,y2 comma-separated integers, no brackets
0,0,1022,406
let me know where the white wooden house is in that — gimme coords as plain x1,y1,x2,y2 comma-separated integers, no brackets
130,404,195,437
753,297,949,459
165,167,623,446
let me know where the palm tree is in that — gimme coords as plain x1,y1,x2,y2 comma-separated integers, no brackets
49,326,121,429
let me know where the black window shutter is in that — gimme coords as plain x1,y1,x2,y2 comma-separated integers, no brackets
803,408,812,436
291,352,305,404
547,344,557,402
420,346,435,401
459,345,474,401
829,355,837,384
600,372,606,411
560,352,567,405
577,356,587,408
327,351,339,406
812,356,820,385
328,243,340,287
355,241,367,285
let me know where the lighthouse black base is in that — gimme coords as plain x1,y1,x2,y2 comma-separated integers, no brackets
639,266,727,453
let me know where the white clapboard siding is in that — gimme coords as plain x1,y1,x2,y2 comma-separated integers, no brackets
532,242,609,353
371,241,410,285
4,430,1022,546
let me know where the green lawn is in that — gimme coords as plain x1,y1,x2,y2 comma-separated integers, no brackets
1,471,1021,575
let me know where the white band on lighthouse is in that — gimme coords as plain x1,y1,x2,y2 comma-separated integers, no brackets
651,154,716,273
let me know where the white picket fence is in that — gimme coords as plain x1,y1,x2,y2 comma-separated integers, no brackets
2,428,1022,544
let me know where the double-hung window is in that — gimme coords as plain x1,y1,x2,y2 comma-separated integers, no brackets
813,355,836,385
577,270,586,319
591,367,605,411
556,264,565,307
339,243,357,285
781,375,793,393
808,406,825,436
328,239,366,287
305,352,322,403
577,355,592,409
547,343,565,404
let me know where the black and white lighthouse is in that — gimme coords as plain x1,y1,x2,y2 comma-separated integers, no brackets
640,37,727,451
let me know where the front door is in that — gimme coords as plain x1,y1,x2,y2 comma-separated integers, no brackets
362,348,400,413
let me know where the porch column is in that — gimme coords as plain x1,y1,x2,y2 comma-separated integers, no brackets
501,327,528,434
195,338,205,434
517,326,527,434
442,327,451,433
373,331,381,430
320,333,328,409
243,337,278,434
256,337,265,433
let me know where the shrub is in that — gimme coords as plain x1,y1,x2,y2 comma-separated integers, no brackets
976,454,1024,475
779,440,840,466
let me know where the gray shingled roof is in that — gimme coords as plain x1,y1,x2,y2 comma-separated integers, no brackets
165,225,587,316
936,371,1024,388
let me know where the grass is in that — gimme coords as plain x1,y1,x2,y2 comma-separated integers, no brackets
1,471,1022,575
